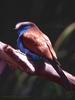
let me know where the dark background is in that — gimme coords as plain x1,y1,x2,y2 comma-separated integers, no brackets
0,0,75,46
0,0,75,99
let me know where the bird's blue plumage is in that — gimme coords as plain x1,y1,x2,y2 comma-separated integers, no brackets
17,25,31,36
17,26,43,61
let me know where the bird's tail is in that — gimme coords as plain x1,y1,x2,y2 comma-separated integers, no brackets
47,56,72,90
45,41,72,90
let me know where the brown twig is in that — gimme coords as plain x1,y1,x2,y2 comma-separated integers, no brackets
0,41,75,90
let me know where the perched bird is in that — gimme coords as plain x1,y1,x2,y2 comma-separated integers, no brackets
15,21,71,89
16,22,57,61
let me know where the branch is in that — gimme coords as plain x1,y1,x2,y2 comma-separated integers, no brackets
0,41,35,73
0,41,75,90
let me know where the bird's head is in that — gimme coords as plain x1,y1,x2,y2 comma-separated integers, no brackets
15,21,35,36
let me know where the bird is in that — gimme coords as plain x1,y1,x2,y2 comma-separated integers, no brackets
15,21,71,89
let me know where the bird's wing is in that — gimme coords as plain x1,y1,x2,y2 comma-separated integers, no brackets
42,33,57,59
23,30,54,60
42,34,62,68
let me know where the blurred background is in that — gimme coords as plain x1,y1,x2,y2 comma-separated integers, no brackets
0,0,75,99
